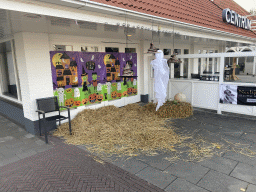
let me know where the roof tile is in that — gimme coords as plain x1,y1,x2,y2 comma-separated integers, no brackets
91,0,256,38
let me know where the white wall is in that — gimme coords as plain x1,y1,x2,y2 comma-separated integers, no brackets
14,32,53,121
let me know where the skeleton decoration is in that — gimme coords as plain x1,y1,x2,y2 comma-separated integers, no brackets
150,50,169,111
57,88,66,106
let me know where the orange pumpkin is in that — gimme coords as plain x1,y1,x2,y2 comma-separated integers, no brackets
111,91,117,99
66,88,72,93
89,94,97,103
82,98,89,105
65,98,74,107
133,88,137,95
74,100,81,106
127,88,133,96
97,94,104,102
117,92,122,98
122,91,127,96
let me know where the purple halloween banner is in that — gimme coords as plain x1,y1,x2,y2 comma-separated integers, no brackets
50,51,138,108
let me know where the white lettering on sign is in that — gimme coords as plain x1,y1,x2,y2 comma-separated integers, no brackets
222,8,251,30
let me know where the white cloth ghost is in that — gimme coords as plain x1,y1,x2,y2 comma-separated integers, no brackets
117,82,121,91
74,88,80,98
97,83,102,91
133,79,137,86
150,50,169,111
57,88,66,106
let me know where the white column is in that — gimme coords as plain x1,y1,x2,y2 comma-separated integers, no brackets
14,32,53,123
217,56,224,115
180,59,184,77
200,58,203,75
188,58,192,79
217,58,220,72
211,58,214,75
253,57,256,76
193,58,198,74
206,57,209,71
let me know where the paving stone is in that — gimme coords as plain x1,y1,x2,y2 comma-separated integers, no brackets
197,170,248,192
247,184,256,192
220,127,244,137
16,150,37,159
198,155,238,175
111,158,148,174
0,136,14,143
230,163,256,184
165,160,209,184
24,133,35,139
222,134,254,146
223,151,256,166
0,156,20,166
240,133,256,143
165,178,208,192
135,167,176,189
134,153,172,171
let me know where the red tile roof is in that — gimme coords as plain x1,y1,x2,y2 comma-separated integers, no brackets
90,0,256,39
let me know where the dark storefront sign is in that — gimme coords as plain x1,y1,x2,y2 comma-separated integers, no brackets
222,8,251,30
219,84,256,106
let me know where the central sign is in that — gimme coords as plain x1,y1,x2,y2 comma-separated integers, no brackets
222,8,251,30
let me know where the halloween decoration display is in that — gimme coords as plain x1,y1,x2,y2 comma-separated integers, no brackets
151,50,169,111
51,51,138,108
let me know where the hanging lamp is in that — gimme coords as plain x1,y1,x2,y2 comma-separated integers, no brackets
167,25,182,64
147,18,159,53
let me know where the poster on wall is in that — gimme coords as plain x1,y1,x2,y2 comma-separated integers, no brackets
50,51,137,108
219,84,256,106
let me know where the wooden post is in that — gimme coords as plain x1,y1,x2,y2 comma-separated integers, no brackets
231,57,239,80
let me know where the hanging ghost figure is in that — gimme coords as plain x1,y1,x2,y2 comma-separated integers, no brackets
91,55,94,60
74,88,80,99
57,88,66,106
150,50,169,111
133,79,137,86
117,82,121,91
97,83,102,92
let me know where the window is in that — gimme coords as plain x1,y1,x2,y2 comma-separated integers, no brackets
163,49,171,55
81,46,98,52
125,48,136,53
0,40,21,100
105,47,119,52
54,45,73,51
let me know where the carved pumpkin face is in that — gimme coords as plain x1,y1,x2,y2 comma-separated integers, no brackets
89,94,97,103
111,91,117,99
127,88,133,95
117,92,122,98
74,100,81,106
97,94,103,102
65,98,74,107
66,88,72,93
82,98,89,105
122,91,127,97
133,88,137,95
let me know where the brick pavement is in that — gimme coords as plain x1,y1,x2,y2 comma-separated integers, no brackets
0,136,164,192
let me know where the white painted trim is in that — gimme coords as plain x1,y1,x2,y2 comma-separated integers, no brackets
0,95,23,105
10,39,22,101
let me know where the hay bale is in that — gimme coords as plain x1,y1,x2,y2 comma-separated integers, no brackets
144,100,193,119
53,103,185,157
